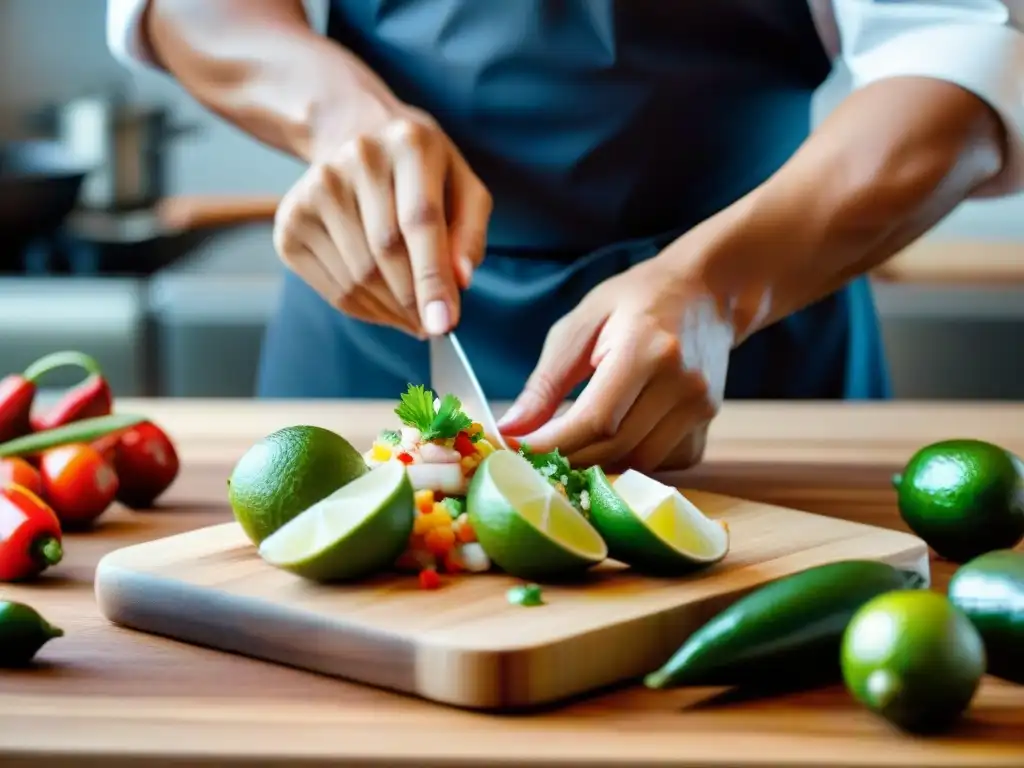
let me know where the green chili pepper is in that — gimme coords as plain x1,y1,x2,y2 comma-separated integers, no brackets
0,600,63,666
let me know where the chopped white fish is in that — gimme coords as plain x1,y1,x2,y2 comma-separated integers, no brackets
405,462,467,494
459,543,491,572
418,442,461,464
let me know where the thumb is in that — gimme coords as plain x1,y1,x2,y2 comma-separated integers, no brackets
447,154,492,289
498,311,603,436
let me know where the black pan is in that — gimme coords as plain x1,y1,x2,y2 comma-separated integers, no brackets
0,140,89,263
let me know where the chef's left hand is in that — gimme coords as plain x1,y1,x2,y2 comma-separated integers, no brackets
497,257,735,473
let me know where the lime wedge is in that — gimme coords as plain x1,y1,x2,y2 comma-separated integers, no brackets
258,460,415,581
586,466,729,575
467,450,608,580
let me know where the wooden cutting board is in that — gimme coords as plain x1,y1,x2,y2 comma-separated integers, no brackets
94,489,929,711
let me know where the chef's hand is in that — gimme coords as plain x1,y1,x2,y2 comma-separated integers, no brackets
273,106,492,337
497,258,735,473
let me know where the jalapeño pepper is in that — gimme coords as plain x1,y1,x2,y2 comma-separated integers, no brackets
24,351,113,433
0,600,64,667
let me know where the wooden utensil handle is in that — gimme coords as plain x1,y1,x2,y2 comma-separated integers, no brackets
158,195,281,231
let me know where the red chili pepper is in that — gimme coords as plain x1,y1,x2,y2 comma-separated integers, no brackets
109,421,180,509
0,374,35,444
396,452,414,464
38,443,119,528
0,484,63,582
24,351,113,433
0,457,43,496
453,431,476,458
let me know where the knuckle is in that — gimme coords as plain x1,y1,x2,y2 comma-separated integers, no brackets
338,135,379,174
370,228,406,259
412,262,448,298
350,262,378,287
584,412,617,442
306,161,335,192
525,370,563,410
399,201,443,232
652,333,682,364
272,223,302,264
387,117,436,151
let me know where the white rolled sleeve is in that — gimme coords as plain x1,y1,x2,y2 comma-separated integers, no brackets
832,0,1024,197
105,0,328,70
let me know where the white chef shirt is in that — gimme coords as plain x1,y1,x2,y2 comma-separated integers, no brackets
107,0,1024,198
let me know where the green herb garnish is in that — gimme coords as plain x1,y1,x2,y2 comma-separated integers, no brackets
441,497,466,516
518,443,589,516
394,383,474,442
379,429,401,445
507,583,545,607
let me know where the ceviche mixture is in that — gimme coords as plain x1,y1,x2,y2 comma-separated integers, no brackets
363,384,590,577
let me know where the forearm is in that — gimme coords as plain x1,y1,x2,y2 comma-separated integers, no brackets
676,76,1006,340
145,0,403,161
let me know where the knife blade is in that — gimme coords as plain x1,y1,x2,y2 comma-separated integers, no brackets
429,332,508,450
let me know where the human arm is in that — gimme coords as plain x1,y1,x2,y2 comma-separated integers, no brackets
499,0,1023,471
108,0,491,335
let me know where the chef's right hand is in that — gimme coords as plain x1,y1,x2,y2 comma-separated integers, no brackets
273,107,492,337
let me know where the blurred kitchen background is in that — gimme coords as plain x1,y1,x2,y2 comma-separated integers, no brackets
1,0,1022,400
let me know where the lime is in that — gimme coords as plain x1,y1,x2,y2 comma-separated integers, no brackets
894,439,1024,563
258,460,415,581
841,590,986,734
466,450,607,581
586,466,729,575
228,425,368,545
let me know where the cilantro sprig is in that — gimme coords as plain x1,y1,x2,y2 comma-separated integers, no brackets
394,383,474,442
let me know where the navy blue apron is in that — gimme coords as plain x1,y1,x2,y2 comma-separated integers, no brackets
257,0,891,402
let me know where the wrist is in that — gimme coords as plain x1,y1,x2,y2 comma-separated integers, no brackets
657,195,780,344
304,44,410,163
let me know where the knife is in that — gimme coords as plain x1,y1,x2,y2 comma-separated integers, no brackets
429,332,509,450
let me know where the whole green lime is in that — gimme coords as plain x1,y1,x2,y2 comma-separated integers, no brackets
894,439,1024,563
841,590,985,734
227,425,368,545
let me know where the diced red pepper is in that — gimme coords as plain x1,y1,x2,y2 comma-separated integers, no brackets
396,452,414,464
39,443,119,529
0,457,43,497
0,375,35,444
453,431,476,458
418,567,442,590
0,484,63,582
108,421,180,509
23,351,113,433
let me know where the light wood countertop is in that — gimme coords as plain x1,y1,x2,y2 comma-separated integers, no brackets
1,399,1023,767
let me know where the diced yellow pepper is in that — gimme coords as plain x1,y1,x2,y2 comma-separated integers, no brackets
371,443,392,462
476,439,495,457
430,501,454,525
414,489,435,514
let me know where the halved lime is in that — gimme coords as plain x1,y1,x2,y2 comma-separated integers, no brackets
467,450,607,581
258,460,415,582
585,466,729,575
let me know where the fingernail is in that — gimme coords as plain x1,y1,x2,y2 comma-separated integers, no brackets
423,301,451,335
459,255,474,286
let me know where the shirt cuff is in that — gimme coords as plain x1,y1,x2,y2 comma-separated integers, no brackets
107,0,159,69
844,22,1024,198
105,0,328,70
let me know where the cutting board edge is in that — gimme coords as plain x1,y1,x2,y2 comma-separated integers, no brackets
94,556,424,700
94,530,932,710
